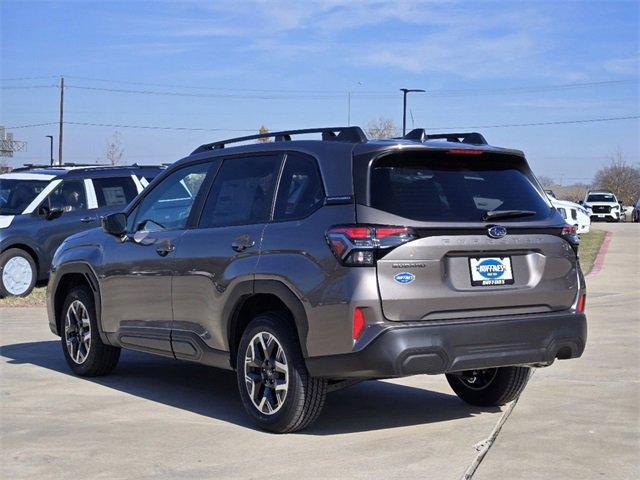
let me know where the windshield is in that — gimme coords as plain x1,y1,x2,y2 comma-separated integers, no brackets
587,193,615,203
0,179,49,215
369,154,552,222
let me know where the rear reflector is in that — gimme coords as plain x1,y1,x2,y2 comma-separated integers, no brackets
576,293,586,313
353,307,366,341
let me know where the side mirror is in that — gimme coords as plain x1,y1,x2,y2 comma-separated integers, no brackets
102,212,127,236
38,205,63,220
578,201,583,205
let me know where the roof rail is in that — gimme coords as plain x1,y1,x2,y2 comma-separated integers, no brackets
402,129,488,145
192,126,367,154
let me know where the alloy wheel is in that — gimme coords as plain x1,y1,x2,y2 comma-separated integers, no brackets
64,300,91,364
244,331,289,415
457,368,498,390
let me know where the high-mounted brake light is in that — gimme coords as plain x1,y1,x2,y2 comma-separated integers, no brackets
326,225,417,266
447,149,483,155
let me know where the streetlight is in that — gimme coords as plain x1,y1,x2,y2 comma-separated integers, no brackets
45,135,54,166
400,88,425,136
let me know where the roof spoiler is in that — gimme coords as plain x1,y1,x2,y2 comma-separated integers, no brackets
403,129,488,145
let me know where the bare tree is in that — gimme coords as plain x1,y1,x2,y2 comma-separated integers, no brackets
592,149,640,205
366,117,398,139
537,175,555,188
257,125,272,143
105,131,124,166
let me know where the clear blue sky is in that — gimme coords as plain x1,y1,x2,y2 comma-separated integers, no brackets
2,0,638,184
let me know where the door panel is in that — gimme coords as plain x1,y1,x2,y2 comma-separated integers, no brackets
171,154,282,355
100,230,184,355
99,161,214,353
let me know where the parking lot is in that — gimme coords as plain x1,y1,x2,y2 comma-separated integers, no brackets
1,223,638,479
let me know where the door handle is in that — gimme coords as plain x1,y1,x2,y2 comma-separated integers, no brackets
156,240,176,257
231,235,255,252
80,216,97,223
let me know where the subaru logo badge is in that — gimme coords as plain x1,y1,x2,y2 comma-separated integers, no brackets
487,225,507,239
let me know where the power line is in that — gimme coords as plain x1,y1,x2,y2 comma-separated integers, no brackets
62,75,638,97
6,122,58,129
65,121,256,132
7,115,637,132
0,75,58,81
427,115,639,130
1,85,57,90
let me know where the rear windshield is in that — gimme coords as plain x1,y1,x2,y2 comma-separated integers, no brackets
587,193,615,203
369,154,551,222
0,179,49,215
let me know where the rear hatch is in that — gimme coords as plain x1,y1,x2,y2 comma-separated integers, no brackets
356,148,579,321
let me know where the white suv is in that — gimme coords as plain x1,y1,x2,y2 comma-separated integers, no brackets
583,190,621,222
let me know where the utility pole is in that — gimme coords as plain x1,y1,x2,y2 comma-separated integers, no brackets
58,76,64,166
46,135,54,165
400,88,425,136
347,91,351,126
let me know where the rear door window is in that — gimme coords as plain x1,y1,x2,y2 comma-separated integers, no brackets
369,154,551,222
93,177,138,207
200,155,281,228
274,153,324,221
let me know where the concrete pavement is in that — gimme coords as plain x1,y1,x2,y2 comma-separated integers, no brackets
0,224,638,479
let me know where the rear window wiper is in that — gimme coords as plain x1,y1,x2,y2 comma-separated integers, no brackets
482,209,537,221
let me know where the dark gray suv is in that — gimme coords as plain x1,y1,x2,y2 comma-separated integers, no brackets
47,127,587,432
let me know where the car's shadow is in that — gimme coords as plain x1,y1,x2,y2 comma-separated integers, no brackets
1,340,499,435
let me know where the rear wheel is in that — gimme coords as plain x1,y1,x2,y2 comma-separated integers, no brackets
236,312,327,433
446,366,531,406
61,285,120,376
0,248,37,298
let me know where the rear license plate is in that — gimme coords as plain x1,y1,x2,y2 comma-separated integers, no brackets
469,257,514,286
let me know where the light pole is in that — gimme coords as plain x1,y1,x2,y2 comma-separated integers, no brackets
400,88,425,136
46,135,54,166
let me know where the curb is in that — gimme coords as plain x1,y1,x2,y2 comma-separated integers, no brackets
586,230,612,277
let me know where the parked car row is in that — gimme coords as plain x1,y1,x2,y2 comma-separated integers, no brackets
0,164,164,297
545,190,591,234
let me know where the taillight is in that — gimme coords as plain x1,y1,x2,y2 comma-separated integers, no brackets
353,307,366,341
561,224,580,251
447,149,483,155
326,224,417,266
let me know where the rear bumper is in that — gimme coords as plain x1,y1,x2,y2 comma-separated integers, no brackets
306,311,587,379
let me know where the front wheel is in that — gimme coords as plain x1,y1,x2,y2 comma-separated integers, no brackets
0,248,37,298
446,366,531,406
61,285,120,376
236,312,327,433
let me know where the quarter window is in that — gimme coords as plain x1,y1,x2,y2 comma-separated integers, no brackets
93,177,138,207
200,155,281,228
274,154,324,221
133,162,210,232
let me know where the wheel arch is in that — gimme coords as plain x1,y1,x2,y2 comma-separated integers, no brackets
51,263,109,344
226,279,310,369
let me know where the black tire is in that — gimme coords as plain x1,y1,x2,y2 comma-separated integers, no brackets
61,285,120,376
236,312,327,433
446,366,531,407
0,248,37,298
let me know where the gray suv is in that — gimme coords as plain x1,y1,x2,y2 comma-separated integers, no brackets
47,127,587,433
